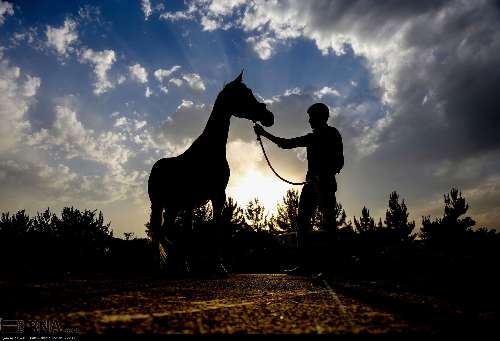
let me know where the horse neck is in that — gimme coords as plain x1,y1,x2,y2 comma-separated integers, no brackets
198,95,231,153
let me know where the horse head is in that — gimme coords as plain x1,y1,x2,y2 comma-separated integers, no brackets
221,71,274,127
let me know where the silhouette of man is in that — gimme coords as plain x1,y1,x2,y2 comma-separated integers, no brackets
254,103,344,275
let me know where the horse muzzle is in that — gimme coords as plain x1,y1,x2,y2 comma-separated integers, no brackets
259,108,274,127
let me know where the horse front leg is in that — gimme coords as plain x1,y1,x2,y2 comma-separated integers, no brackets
211,192,228,276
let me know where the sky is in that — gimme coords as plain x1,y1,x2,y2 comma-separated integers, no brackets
1,0,499,237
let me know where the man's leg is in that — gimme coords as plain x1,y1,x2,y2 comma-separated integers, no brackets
319,189,337,232
295,183,318,273
318,179,337,274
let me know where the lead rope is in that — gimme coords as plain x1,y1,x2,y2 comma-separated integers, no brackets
253,122,308,186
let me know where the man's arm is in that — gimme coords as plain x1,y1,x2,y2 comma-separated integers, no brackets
254,124,309,149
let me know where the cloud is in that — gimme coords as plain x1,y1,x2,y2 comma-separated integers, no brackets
0,51,41,153
129,63,148,84
246,35,276,60
207,0,246,16
145,86,153,98
141,0,152,20
149,99,209,153
46,18,78,57
169,78,183,87
160,10,194,22
79,48,116,95
200,15,219,31
154,65,181,82
181,0,500,226
25,105,147,204
117,75,126,84
160,86,169,94
314,86,340,99
0,0,14,25
182,73,206,92
205,0,500,160
41,106,132,166
23,75,41,97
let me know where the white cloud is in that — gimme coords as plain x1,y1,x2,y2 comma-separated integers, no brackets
246,35,276,60
154,65,181,82
0,0,14,25
23,75,42,97
208,0,246,16
178,99,194,110
160,86,169,94
129,63,148,84
145,86,153,98
79,48,116,95
314,86,340,99
117,75,126,84
200,15,219,31
114,116,128,128
160,10,194,22
169,78,183,87
28,105,145,203
0,52,41,153
182,73,206,92
48,105,133,169
135,120,147,130
141,0,152,20
46,18,78,57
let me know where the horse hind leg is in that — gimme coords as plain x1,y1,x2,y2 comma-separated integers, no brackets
149,202,163,239
211,192,228,276
149,202,168,269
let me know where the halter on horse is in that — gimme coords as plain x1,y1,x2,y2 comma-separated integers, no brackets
148,71,274,271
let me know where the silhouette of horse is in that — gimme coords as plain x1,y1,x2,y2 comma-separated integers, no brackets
148,72,274,270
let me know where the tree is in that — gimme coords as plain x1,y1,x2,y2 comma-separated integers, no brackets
276,189,299,232
354,206,376,235
245,198,266,232
221,197,245,227
266,215,280,235
124,232,135,240
384,191,416,244
32,208,57,235
420,188,475,246
0,210,31,237
335,202,353,230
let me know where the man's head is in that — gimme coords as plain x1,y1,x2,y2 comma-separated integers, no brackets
307,103,329,129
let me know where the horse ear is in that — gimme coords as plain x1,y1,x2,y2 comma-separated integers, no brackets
234,70,243,83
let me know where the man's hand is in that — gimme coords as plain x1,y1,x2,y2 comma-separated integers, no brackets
254,123,265,137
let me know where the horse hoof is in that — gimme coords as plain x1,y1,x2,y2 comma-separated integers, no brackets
213,263,228,278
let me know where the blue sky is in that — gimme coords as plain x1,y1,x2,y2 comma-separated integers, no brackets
1,0,499,236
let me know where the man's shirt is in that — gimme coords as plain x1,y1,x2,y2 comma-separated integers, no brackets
277,125,343,180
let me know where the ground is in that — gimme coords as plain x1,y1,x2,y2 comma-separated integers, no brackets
2,273,498,336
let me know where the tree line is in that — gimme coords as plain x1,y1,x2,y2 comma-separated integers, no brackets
1,188,499,280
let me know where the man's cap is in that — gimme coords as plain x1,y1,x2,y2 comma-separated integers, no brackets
307,103,329,121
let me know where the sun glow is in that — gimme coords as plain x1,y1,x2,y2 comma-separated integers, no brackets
227,168,292,216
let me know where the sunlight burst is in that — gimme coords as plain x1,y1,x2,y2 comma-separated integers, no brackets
227,169,292,216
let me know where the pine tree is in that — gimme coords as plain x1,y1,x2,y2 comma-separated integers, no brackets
245,198,266,232
222,197,245,226
354,206,376,234
384,191,416,244
420,188,475,246
276,189,299,232
335,202,350,229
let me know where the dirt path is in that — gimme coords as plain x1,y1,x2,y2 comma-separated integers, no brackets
4,274,435,335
